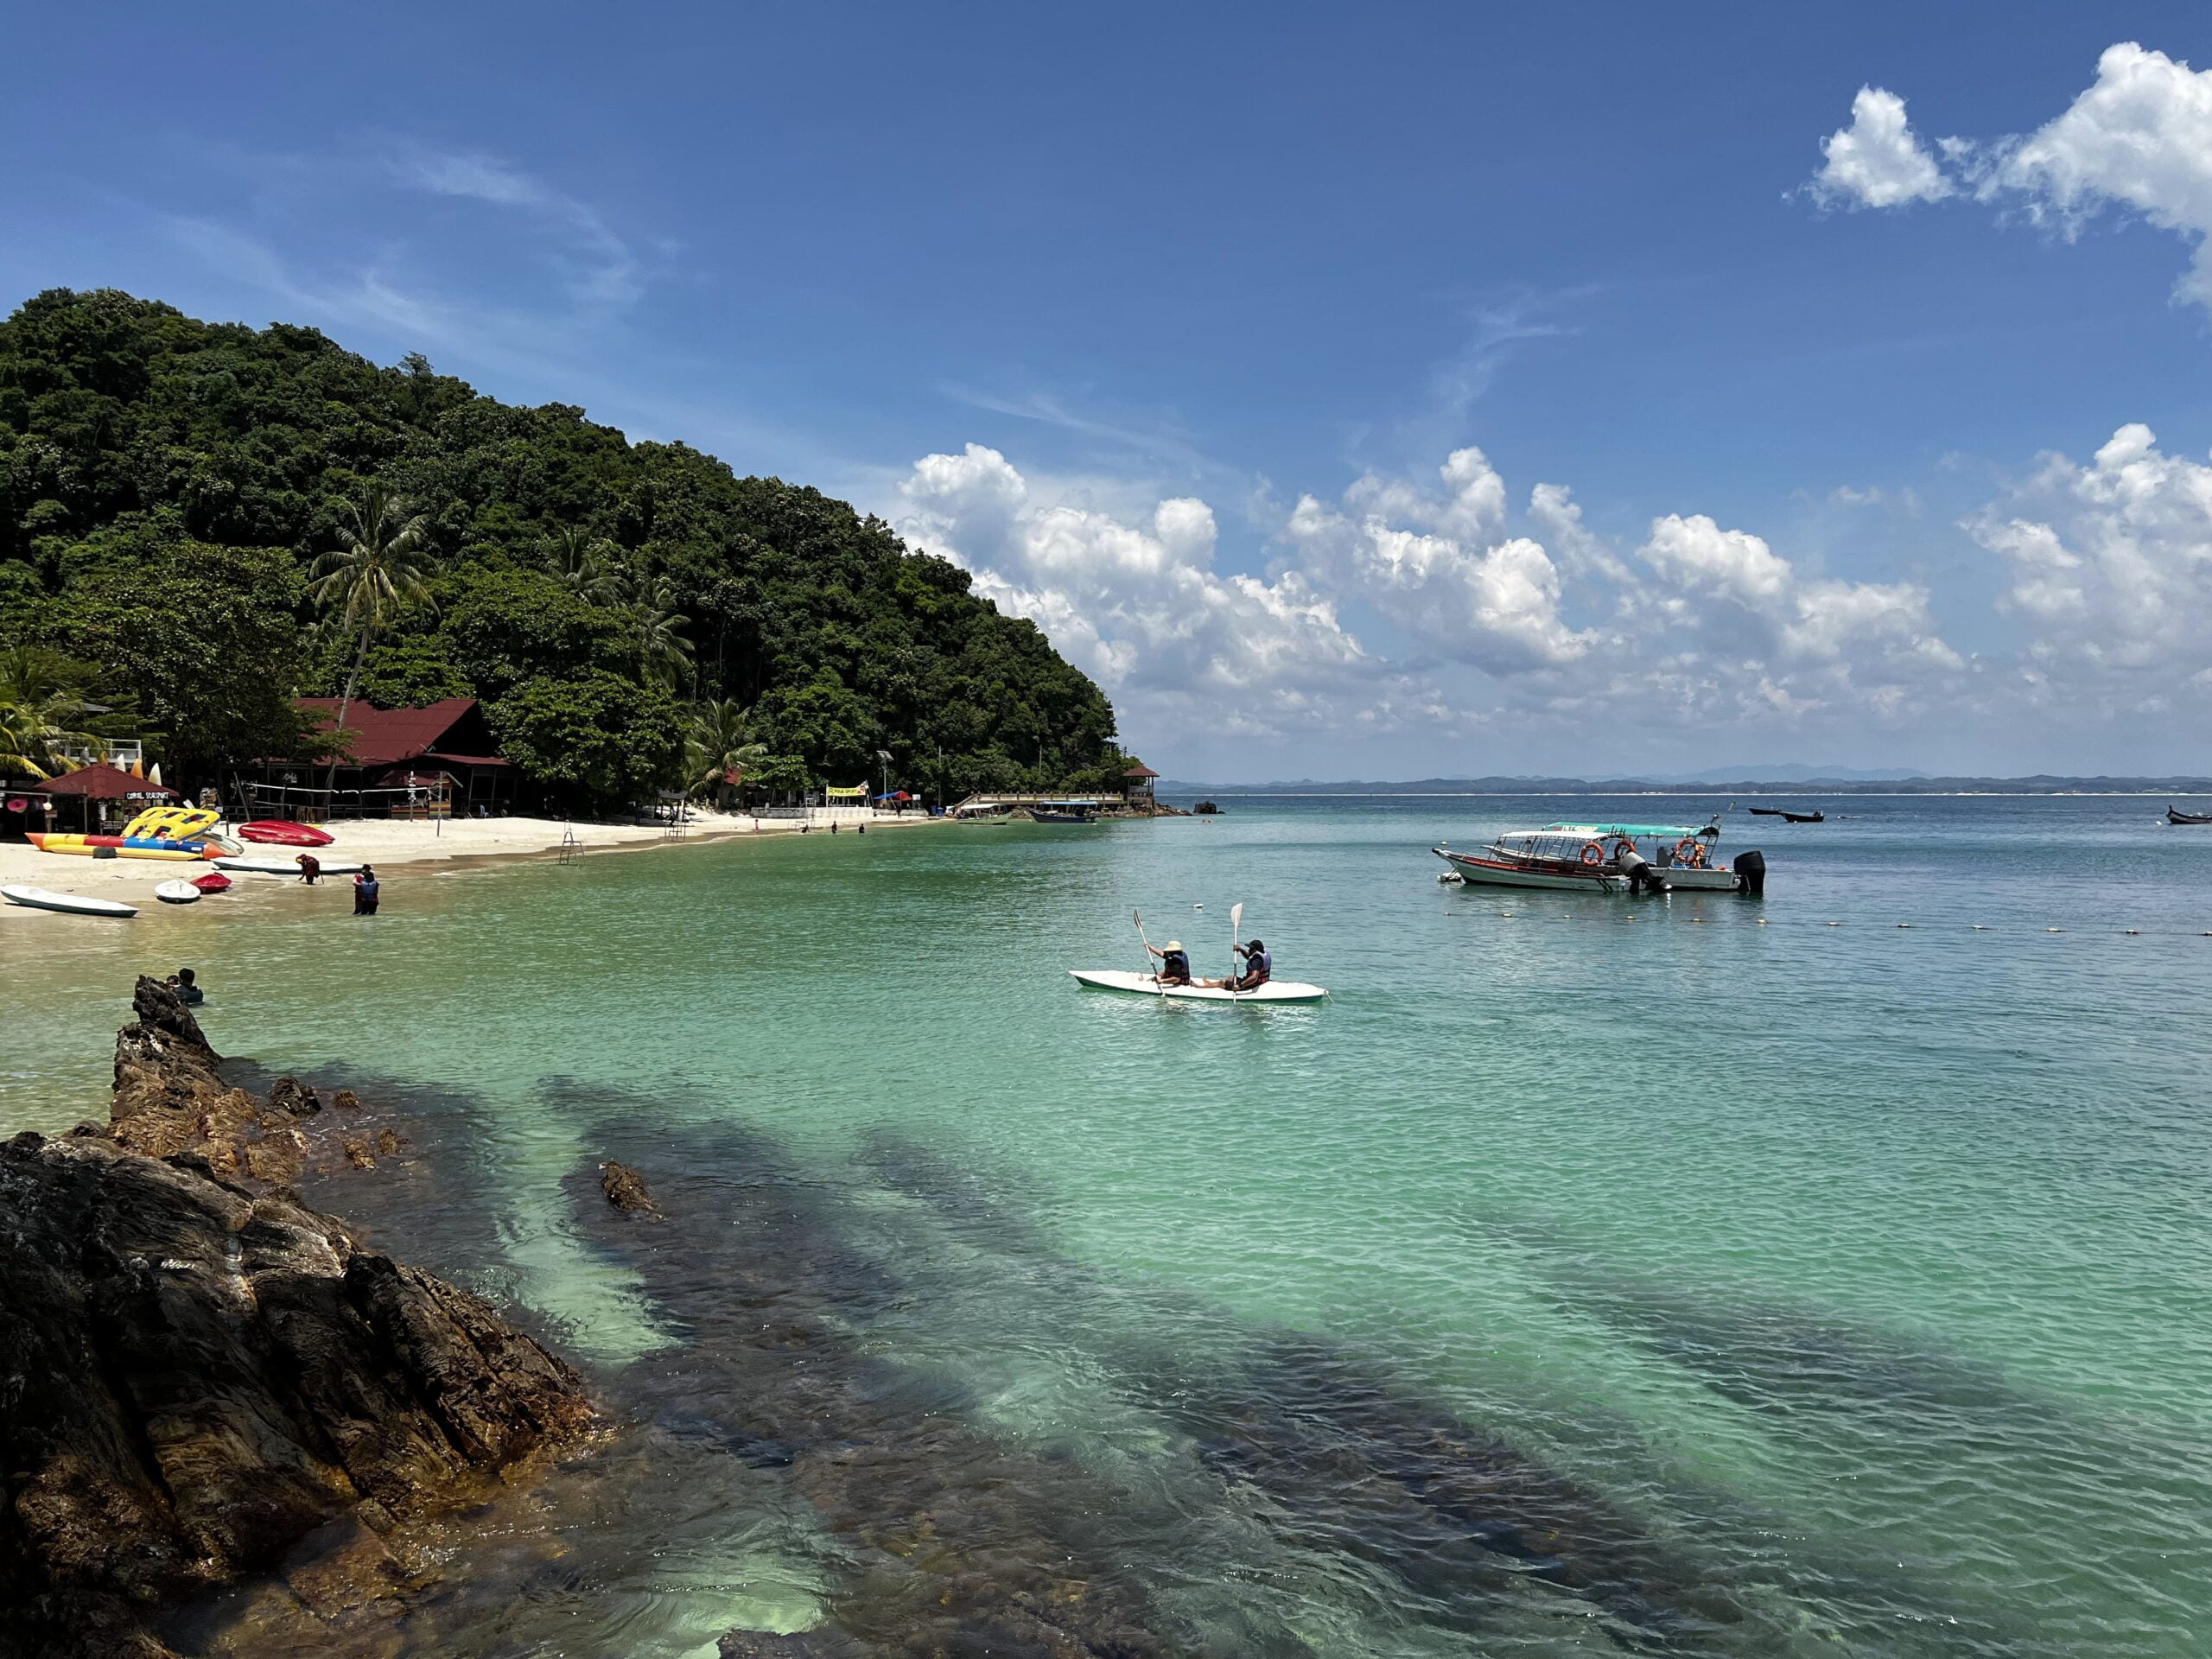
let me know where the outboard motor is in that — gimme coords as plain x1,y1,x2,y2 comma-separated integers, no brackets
1733,849,1766,895
1617,847,1666,893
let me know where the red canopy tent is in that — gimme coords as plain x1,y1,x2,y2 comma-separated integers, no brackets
31,763,178,833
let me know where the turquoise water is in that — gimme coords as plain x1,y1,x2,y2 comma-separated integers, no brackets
6,798,2212,1656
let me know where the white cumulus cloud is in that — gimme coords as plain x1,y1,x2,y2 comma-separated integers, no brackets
892,439,1972,752
897,444,1375,739
1967,423,2212,703
1808,86,1955,208
1815,43,2212,315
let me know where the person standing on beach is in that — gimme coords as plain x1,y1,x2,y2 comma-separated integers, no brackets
353,865,380,915
296,852,321,885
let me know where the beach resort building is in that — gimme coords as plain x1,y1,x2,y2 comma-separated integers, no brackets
236,697,518,819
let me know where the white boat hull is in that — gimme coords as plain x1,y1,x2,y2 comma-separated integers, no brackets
155,880,203,905
3,884,138,918
1070,969,1327,1004
1433,851,1624,892
213,856,365,875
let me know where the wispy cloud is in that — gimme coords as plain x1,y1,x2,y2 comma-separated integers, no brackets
388,144,643,306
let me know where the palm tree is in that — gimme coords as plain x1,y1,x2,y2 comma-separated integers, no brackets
309,486,438,789
631,576,695,690
0,646,103,779
543,526,626,606
685,697,766,798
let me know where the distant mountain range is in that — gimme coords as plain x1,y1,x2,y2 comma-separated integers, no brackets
1156,772,2212,796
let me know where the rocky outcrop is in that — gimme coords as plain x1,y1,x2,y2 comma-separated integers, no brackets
0,979,594,1659
598,1159,661,1217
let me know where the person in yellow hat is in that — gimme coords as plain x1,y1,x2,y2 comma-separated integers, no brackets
1147,938,1192,987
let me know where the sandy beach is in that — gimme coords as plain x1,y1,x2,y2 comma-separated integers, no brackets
0,808,940,924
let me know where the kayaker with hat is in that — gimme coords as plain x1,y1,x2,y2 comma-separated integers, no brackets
1147,938,1194,987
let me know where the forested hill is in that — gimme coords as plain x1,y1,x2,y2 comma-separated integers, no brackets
0,288,1123,804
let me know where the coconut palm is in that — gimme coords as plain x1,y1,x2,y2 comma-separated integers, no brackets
631,576,695,690
543,525,626,606
309,486,439,788
685,697,766,798
0,647,105,779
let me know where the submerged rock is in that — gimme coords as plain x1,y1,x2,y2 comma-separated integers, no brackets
599,1159,661,1217
0,978,594,1659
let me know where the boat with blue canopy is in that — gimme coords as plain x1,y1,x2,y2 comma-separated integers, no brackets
1433,814,1764,894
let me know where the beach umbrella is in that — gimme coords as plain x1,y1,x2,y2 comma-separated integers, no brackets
149,761,163,788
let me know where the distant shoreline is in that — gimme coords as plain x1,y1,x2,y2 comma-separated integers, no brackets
1160,780,2212,798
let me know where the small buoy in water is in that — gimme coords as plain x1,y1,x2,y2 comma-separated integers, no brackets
1826,921,1840,928
1193,903,1203,909
1897,922,1910,929
2046,927,2063,934
2124,928,2140,936
1973,925,1988,931
1758,918,1768,925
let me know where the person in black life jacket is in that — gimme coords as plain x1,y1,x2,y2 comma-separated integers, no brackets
353,865,380,915
169,968,204,1006
1219,938,1271,992
1147,938,1193,987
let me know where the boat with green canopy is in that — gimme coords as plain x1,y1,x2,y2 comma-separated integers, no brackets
1433,816,1764,894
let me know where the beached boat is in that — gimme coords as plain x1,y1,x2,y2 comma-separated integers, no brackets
2167,806,2212,825
213,855,365,876
189,872,233,894
27,833,212,861
238,820,334,847
154,880,202,905
1029,801,1100,823
951,804,1012,823
1069,969,1327,1004
1433,819,1766,895
2,885,138,918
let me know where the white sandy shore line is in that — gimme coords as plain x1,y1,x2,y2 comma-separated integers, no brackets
0,810,940,923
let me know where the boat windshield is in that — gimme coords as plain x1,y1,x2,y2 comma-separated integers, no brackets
1534,821,1718,840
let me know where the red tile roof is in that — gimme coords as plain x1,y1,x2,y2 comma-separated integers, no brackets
1123,763,1160,778
33,762,177,800
297,698,483,767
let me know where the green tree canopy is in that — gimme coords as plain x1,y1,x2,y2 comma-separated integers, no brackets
0,288,1122,807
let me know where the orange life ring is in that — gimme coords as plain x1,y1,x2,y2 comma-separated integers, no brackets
1580,841,1605,866
1610,837,1637,861
1675,837,1702,867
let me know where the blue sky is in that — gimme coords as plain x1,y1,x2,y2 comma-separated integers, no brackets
7,4,2212,779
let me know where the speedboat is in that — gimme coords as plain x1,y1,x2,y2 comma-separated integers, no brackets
1433,818,1765,894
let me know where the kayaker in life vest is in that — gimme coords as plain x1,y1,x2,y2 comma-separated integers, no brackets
1147,939,1193,986
1219,938,1271,992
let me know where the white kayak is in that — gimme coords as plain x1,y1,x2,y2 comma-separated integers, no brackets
2,884,138,918
213,856,365,875
154,880,202,905
1069,969,1328,1004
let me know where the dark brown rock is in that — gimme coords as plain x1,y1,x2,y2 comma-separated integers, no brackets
268,1077,321,1117
0,980,595,1659
599,1160,662,1217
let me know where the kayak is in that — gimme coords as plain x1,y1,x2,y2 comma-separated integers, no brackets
190,872,234,893
213,855,365,876
1069,969,1328,1004
155,880,203,905
2,884,138,918
238,820,334,847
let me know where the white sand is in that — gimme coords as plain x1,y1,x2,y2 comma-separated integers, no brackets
0,808,938,924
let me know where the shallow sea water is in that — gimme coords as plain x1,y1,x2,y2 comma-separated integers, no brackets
4,795,2210,1656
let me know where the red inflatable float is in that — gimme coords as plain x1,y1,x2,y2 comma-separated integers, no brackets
237,820,334,847
190,872,233,893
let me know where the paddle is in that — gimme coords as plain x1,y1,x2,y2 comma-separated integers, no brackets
1228,900,1244,998
1134,907,1166,997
